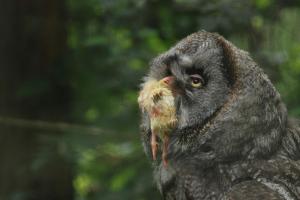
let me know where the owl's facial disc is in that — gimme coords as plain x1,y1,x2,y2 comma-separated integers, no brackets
158,52,231,130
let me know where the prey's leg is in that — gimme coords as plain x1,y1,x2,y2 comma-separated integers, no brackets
151,132,158,160
162,134,169,167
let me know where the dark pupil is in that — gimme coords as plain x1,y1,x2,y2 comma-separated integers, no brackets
192,77,200,84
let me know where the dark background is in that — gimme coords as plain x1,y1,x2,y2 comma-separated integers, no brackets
0,0,299,199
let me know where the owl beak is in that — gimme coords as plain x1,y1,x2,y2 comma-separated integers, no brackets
161,76,174,85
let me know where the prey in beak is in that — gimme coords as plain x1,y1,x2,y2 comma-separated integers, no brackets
138,76,178,167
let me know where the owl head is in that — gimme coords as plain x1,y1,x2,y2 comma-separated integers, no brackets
140,31,287,164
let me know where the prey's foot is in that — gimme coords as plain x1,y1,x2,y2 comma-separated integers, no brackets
162,134,169,167
151,132,158,160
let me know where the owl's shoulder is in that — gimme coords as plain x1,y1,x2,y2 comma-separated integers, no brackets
223,180,284,200
279,118,300,160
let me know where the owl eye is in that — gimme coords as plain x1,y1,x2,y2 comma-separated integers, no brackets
190,74,204,88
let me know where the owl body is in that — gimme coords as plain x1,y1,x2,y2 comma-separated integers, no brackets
139,31,300,200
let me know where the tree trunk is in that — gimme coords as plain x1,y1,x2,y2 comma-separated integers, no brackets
0,0,73,199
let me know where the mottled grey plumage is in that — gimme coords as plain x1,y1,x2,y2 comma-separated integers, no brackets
139,31,300,200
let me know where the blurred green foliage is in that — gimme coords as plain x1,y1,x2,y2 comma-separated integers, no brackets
22,0,299,199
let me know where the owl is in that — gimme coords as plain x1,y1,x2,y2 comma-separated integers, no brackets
138,31,300,200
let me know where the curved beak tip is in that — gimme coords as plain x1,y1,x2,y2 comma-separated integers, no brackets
161,76,174,85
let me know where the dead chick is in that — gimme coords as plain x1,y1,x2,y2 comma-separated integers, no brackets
138,76,177,167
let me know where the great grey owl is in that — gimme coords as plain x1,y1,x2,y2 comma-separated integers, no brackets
138,31,300,200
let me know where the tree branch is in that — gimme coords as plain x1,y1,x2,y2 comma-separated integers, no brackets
0,116,112,135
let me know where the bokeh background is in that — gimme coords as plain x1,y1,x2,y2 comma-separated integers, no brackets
0,0,299,199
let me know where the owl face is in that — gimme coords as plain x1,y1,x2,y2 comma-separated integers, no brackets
146,36,233,130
